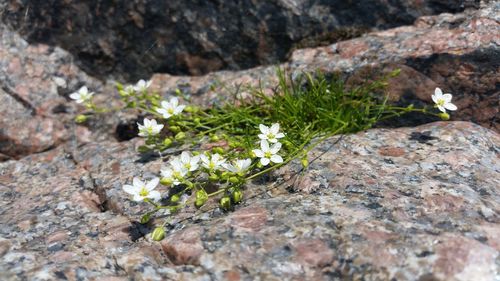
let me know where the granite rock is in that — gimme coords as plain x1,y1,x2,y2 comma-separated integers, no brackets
1,121,499,280
1,0,478,80
151,2,499,131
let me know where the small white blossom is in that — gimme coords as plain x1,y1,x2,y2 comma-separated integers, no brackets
123,177,161,202
69,86,94,104
161,160,188,186
137,118,164,137
200,153,226,171
123,85,135,96
156,97,186,119
172,151,200,172
431,88,457,113
253,140,283,166
258,123,285,143
223,158,252,174
133,79,152,92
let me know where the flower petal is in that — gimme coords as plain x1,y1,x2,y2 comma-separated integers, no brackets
270,142,282,153
442,93,453,103
148,190,162,202
431,94,438,105
161,168,173,178
260,157,270,166
132,194,144,202
270,123,280,134
434,87,443,97
133,177,144,188
259,124,268,134
260,140,270,151
146,177,159,191
253,149,264,158
270,154,283,163
437,105,446,113
123,184,137,195
275,133,285,138
444,103,457,111
180,151,190,163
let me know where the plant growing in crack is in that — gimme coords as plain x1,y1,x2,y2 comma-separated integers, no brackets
70,68,457,241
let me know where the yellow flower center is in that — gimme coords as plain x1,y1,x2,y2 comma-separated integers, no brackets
267,133,275,139
264,152,272,158
139,187,149,197
436,99,445,106
168,108,174,114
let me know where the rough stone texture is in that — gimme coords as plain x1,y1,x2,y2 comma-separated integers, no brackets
1,0,478,80
0,25,140,159
1,121,499,280
151,2,499,131
1,1,499,280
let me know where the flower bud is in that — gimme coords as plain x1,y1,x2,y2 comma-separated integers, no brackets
301,158,309,168
208,174,219,181
438,112,450,120
210,135,220,142
175,132,186,141
75,114,88,123
140,213,152,224
220,196,231,210
160,177,173,186
163,138,173,147
221,172,230,180
169,126,180,133
170,194,180,203
212,147,224,154
195,189,208,208
151,227,165,241
232,190,243,203
229,176,239,184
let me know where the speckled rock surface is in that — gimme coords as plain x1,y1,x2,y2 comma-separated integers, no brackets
1,0,478,80
1,121,499,280
151,1,499,131
0,25,140,160
1,2,499,280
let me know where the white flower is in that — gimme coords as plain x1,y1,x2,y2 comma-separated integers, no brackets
156,97,186,119
123,177,161,202
431,88,457,113
200,153,226,171
172,151,200,172
223,158,252,174
253,140,283,166
124,85,135,95
133,79,152,92
137,118,164,137
258,123,285,143
161,160,188,186
69,86,94,104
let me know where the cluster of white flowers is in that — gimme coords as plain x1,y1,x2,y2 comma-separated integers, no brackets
253,123,284,166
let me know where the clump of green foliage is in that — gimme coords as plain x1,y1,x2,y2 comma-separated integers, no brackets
71,68,452,240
